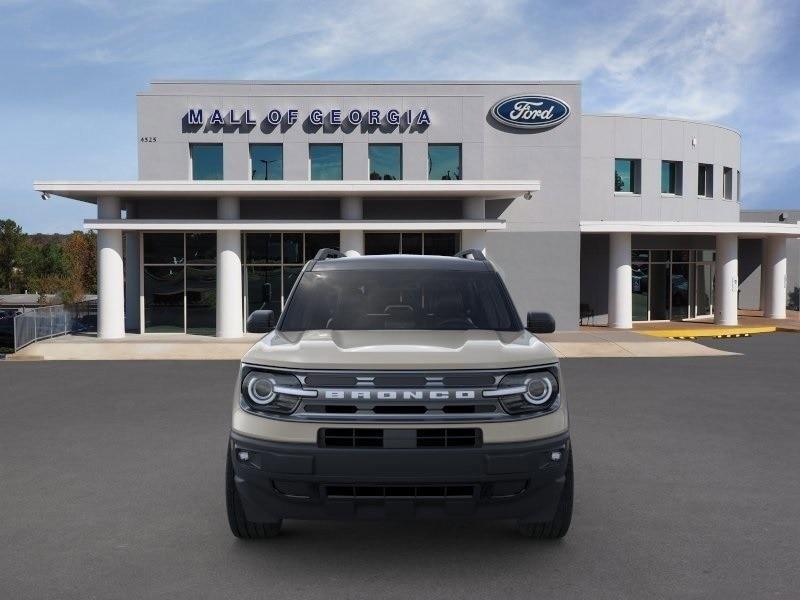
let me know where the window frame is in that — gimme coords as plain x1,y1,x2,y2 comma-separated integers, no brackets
697,163,714,198
249,144,284,181
427,144,462,181
660,160,683,196
614,158,641,195
368,143,403,180
723,166,733,200
308,143,343,181
189,143,224,181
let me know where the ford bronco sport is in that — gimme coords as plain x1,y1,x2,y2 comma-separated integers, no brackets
226,249,572,539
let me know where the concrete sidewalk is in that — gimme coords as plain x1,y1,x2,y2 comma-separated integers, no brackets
9,328,735,360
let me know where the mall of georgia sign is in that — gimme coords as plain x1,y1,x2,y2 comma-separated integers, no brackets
490,95,571,130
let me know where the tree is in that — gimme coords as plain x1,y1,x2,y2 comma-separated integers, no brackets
0,219,25,293
58,231,97,304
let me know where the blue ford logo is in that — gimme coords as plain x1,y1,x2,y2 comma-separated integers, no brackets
490,95,571,129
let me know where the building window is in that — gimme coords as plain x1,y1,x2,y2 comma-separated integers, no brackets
190,144,223,180
364,232,460,256
723,166,733,200
428,144,461,180
698,163,714,198
143,233,217,335
250,144,283,180
614,159,640,193
309,144,343,180
369,144,402,180
242,232,339,322
661,161,683,195
737,170,741,202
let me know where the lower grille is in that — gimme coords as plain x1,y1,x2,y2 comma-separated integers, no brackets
319,428,481,449
324,484,477,499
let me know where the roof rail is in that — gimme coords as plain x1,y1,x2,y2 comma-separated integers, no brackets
313,248,347,261
454,248,487,261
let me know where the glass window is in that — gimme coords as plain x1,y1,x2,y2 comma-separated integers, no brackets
309,144,343,180
401,233,422,255
283,266,302,301
369,144,402,180
650,250,670,262
283,233,303,264
632,249,650,262
246,266,281,318
186,233,215,264
143,233,184,265
246,233,281,264
279,270,521,332
186,266,216,334
698,163,713,197
144,266,185,333
424,233,458,256
428,144,461,180
615,159,640,193
737,170,741,202
723,167,733,200
661,161,682,195
632,263,649,321
191,144,223,180
304,233,340,259
250,144,283,181
365,233,401,255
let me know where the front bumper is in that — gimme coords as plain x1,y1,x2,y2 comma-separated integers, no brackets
230,431,570,521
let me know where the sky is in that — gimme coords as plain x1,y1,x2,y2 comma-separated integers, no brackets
0,0,798,233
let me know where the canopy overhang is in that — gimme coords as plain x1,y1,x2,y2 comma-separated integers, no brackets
580,220,800,238
84,219,507,232
35,180,541,203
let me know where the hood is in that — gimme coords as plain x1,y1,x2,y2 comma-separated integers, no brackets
241,329,557,370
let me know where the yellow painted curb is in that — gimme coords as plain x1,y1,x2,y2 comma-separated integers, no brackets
639,326,777,339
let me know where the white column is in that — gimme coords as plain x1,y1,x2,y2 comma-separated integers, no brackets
461,197,487,255
763,236,787,319
216,197,243,338
714,233,739,326
97,196,125,339
340,196,363,256
124,202,140,332
608,232,633,329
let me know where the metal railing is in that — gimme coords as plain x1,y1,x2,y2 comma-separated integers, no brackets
10,302,97,352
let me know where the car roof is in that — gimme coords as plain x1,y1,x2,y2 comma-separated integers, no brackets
310,254,492,272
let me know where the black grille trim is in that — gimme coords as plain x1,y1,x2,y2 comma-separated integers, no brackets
319,428,481,449
323,484,478,499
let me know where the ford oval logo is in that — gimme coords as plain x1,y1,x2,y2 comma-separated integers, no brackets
490,95,571,130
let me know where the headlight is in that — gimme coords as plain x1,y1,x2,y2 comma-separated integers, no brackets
485,368,560,415
240,367,316,415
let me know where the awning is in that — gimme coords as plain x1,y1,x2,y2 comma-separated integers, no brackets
84,219,507,231
580,220,800,238
35,180,541,203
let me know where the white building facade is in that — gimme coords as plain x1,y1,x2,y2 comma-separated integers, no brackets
35,81,800,338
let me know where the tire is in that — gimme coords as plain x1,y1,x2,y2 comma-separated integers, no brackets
517,448,573,539
226,450,282,539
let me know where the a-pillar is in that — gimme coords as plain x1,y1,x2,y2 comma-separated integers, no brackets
124,201,140,332
216,197,243,338
714,233,738,325
340,196,364,256
608,232,632,329
97,196,125,339
763,236,787,319
461,197,487,255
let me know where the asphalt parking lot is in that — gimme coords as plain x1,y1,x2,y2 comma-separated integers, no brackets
1,333,799,600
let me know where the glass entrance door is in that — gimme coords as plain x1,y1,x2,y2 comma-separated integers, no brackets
670,263,691,320
695,263,714,317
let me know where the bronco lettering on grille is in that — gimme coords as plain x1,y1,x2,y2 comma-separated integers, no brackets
322,390,477,400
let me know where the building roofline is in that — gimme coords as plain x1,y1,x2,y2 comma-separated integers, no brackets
583,113,741,136
147,79,583,86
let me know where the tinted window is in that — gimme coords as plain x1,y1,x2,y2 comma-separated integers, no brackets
369,144,402,180
191,144,223,180
279,270,521,332
615,159,639,193
428,144,461,180
310,144,343,180
250,144,283,180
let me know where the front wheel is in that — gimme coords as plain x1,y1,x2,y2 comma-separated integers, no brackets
226,450,282,539
517,449,573,539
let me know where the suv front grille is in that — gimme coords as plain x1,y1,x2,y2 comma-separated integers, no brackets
319,428,482,449
323,484,477,499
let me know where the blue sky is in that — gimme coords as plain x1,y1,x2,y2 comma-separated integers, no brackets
1,0,798,233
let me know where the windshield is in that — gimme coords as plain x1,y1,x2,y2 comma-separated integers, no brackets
278,269,522,332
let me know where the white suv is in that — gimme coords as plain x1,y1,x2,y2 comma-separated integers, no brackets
226,249,572,539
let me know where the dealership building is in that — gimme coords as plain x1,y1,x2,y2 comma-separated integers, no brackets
34,81,800,338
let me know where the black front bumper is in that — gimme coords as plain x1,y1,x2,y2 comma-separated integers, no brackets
230,431,570,522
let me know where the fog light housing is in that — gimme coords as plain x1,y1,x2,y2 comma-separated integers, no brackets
237,450,250,462
550,450,562,462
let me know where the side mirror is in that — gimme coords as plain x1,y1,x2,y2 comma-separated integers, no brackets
246,309,275,334
526,311,556,334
